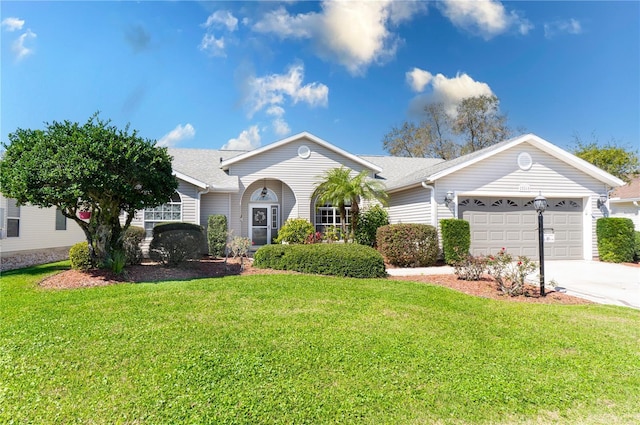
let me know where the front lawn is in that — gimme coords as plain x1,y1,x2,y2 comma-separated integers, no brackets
1,263,639,424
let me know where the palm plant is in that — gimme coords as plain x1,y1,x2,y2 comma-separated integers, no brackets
312,167,388,240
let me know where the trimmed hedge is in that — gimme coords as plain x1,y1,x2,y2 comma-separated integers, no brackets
376,223,439,267
254,243,387,278
69,241,92,271
123,226,145,265
149,222,206,267
440,219,471,265
596,217,635,263
207,215,228,257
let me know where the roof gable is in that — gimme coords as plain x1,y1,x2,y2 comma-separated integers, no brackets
220,132,383,173
419,134,624,188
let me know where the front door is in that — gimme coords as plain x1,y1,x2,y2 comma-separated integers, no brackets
250,204,279,246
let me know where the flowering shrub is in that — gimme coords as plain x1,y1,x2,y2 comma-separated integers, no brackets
486,248,537,296
453,254,488,281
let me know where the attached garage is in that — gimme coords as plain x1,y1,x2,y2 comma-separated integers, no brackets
459,197,583,260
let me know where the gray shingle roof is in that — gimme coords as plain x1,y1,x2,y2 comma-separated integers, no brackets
358,155,444,188
167,148,245,191
167,134,559,193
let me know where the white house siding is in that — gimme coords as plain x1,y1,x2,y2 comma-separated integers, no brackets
227,138,376,238
0,197,85,256
387,186,432,225
200,192,231,232
610,202,640,230
127,179,200,231
436,143,608,259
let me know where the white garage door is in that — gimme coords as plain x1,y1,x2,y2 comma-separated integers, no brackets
459,197,583,260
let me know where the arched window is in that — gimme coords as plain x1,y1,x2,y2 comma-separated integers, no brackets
143,192,182,237
250,188,278,202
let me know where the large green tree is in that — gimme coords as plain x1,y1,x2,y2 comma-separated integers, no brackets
0,113,178,266
382,95,512,159
312,167,388,240
571,134,639,183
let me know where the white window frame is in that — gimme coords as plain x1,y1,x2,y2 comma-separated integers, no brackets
143,192,182,237
314,202,351,233
6,198,20,238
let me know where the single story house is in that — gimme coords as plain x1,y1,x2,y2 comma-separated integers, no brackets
1,132,623,267
609,176,640,230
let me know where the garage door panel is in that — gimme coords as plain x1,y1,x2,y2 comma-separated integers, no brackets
461,197,583,260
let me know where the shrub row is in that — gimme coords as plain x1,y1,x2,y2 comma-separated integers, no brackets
254,243,386,278
70,225,146,271
596,217,635,263
149,222,206,267
207,215,228,257
440,218,470,265
376,223,438,267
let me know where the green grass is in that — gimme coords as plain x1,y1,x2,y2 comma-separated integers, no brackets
1,263,639,424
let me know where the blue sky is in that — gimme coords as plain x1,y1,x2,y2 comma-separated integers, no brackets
2,1,638,156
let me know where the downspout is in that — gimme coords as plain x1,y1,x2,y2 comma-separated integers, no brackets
195,186,211,226
421,182,437,227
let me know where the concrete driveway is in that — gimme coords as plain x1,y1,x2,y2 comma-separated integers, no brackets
540,260,639,309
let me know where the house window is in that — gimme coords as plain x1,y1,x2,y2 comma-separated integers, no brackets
314,203,351,233
143,192,182,237
6,198,20,238
55,208,67,230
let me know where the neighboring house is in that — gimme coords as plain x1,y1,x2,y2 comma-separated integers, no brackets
0,194,86,270
609,176,640,230
126,132,622,261
2,132,624,267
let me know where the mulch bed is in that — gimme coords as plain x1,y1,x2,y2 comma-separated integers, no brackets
37,257,598,305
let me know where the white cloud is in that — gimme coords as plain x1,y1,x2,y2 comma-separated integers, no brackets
252,1,427,75
244,63,328,118
12,29,37,61
544,19,582,39
203,10,238,32
406,68,433,93
439,0,531,39
272,118,291,136
1,17,24,32
266,105,285,117
252,6,315,38
157,123,195,147
407,69,494,117
222,125,261,150
199,34,226,57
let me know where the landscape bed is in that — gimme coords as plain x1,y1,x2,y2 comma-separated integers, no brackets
1,262,638,424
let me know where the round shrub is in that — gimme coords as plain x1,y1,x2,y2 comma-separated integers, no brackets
635,231,640,262
275,218,314,244
254,243,386,278
354,205,389,247
376,223,439,267
123,226,145,265
149,222,206,267
596,217,635,263
69,241,92,270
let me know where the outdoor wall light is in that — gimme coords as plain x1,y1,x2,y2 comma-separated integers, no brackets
533,193,547,297
597,193,608,208
260,179,268,197
444,191,455,206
